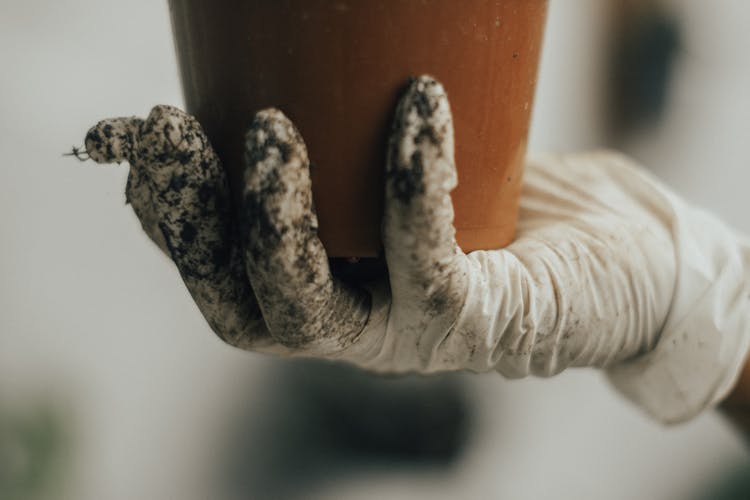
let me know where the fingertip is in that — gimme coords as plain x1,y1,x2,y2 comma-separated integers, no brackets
244,108,306,171
397,75,450,128
143,105,195,139
243,108,309,193
137,105,209,167
251,107,291,125
408,75,449,110
247,108,296,141
84,117,141,164
84,124,106,163
145,104,189,120
387,75,456,207
241,108,313,256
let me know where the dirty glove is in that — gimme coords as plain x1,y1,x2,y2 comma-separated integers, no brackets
83,76,750,424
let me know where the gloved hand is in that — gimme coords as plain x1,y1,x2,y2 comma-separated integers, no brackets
82,76,750,424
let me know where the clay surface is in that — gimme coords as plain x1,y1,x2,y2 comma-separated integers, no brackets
169,0,548,256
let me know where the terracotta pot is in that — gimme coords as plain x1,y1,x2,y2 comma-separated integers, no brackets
168,0,548,258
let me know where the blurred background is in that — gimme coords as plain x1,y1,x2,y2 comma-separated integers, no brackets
2,0,750,498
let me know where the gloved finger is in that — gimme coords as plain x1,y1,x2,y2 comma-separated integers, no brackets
383,75,468,309
85,106,269,349
84,117,167,252
242,109,371,353
84,116,142,164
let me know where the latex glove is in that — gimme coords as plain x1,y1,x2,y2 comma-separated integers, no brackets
83,76,750,424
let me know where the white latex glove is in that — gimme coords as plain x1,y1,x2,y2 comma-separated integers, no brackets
82,76,750,424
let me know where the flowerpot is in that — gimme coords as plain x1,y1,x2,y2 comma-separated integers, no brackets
168,0,548,258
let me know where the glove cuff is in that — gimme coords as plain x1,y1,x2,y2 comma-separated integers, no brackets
607,197,750,424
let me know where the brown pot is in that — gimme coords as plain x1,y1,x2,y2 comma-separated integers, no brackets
168,0,548,258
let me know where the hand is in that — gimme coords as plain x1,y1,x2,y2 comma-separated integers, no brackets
83,76,750,424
